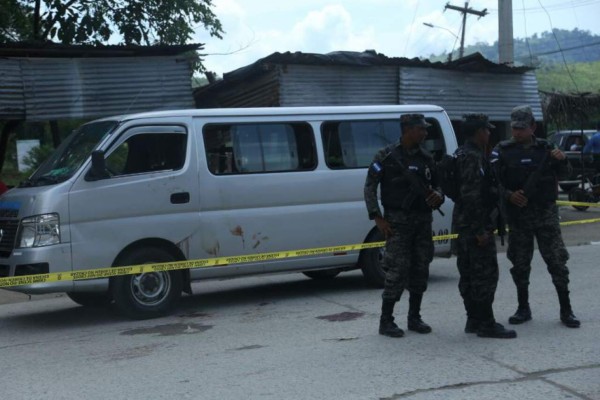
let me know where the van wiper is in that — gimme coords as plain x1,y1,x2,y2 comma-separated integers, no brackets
18,175,63,187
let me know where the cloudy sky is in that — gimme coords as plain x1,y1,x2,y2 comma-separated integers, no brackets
193,0,600,76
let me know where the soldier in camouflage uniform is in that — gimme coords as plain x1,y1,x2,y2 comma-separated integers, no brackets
364,114,444,338
453,114,516,338
491,105,580,328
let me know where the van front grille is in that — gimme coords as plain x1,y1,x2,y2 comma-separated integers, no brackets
0,219,19,256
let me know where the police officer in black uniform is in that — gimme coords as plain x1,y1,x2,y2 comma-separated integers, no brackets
364,114,444,338
491,105,580,328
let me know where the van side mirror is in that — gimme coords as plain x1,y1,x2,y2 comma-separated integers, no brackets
87,150,110,181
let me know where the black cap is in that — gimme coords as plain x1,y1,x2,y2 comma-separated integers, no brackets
400,113,432,128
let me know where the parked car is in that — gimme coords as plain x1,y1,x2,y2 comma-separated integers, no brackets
548,129,597,192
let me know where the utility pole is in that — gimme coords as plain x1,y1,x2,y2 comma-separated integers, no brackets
498,0,514,64
444,2,489,59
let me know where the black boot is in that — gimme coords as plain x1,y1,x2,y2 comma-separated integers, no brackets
508,287,532,325
463,297,480,334
379,300,404,337
476,301,517,339
557,290,581,328
407,292,432,334
477,321,518,339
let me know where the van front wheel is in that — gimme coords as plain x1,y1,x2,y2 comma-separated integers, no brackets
111,248,183,319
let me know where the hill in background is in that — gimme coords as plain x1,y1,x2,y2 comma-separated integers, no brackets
427,28,600,93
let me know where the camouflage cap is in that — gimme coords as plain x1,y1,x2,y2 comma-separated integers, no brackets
511,105,535,129
400,113,432,128
462,113,495,130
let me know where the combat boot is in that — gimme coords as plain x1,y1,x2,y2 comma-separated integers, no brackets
379,316,405,337
508,287,532,324
557,290,581,328
477,301,516,339
508,307,532,324
477,321,517,339
379,300,404,337
407,292,432,334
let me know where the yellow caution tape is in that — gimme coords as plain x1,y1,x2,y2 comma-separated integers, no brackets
556,200,600,208
0,214,597,289
559,217,600,226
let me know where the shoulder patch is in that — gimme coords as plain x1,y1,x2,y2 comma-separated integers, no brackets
370,162,383,174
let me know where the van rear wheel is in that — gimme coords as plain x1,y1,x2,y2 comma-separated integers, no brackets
359,229,386,288
111,247,183,319
568,187,590,211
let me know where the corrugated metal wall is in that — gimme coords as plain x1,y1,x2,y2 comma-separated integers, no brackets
1,56,194,121
0,59,25,119
279,65,397,106
399,67,542,120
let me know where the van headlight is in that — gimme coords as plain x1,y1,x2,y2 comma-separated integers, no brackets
17,213,61,248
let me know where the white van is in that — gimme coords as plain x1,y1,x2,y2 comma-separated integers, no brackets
0,105,457,318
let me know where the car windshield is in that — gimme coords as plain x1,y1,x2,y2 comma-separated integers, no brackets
20,120,118,187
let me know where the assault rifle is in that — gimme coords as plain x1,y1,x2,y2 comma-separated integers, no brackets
390,148,445,216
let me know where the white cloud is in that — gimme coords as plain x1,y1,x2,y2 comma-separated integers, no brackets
197,0,600,76
290,5,378,52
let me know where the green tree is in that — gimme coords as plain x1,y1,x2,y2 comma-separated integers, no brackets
0,0,223,69
0,0,33,41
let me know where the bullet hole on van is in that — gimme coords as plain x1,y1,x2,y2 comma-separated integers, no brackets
205,242,220,256
251,232,269,249
230,225,245,248
316,312,365,322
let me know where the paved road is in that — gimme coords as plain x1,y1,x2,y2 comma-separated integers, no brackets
2,195,599,305
1,243,598,400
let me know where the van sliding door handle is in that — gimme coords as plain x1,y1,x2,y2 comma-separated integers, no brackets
170,192,190,204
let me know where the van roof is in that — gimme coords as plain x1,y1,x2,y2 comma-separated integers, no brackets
95,105,445,123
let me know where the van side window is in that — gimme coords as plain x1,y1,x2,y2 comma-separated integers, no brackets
421,118,446,162
203,123,316,174
106,133,187,175
322,118,446,168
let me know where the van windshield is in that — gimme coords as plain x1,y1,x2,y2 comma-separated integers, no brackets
20,120,118,187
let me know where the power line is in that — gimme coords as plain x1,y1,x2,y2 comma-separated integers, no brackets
536,0,580,92
528,39,600,56
444,2,489,58
522,0,534,65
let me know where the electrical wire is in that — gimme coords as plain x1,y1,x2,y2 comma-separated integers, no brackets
537,0,581,92
402,3,420,57
522,0,534,65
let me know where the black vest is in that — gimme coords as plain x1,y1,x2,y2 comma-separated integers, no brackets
499,139,557,204
380,145,434,213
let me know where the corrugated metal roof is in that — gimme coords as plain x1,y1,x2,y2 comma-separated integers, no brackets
220,50,533,83
0,42,202,58
1,55,194,120
0,59,24,118
279,65,397,106
193,50,542,122
399,68,542,120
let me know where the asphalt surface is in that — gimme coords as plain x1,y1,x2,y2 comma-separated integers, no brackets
0,211,599,399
